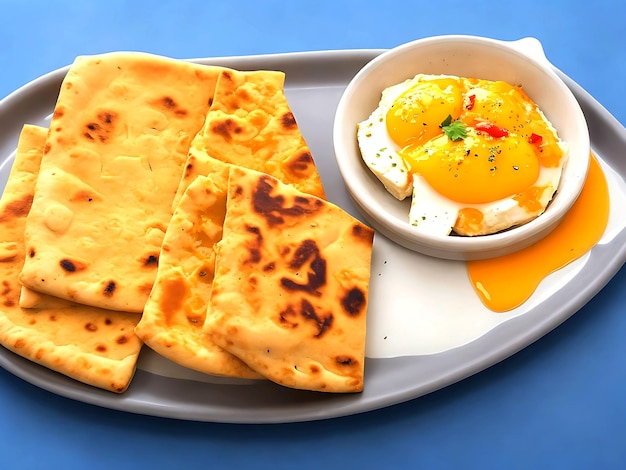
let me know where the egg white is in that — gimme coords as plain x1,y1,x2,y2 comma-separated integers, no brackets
409,159,564,236
357,79,415,200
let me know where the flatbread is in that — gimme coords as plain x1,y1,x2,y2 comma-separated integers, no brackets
0,125,142,393
172,68,325,210
205,167,374,392
19,52,224,312
135,161,261,379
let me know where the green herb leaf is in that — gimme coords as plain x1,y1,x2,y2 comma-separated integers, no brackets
440,115,467,142
440,114,453,128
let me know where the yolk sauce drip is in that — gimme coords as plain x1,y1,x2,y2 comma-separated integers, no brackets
467,154,610,312
385,76,563,205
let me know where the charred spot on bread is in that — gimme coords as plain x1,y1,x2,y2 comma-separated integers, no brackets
83,110,118,143
279,300,333,338
281,112,297,130
281,240,326,294
60,259,76,272
289,240,317,269
341,287,367,316
59,258,87,273
300,298,333,337
351,223,375,243
244,225,263,264
251,175,322,226
162,96,176,109
150,96,189,117
210,118,243,141
103,281,116,297
278,304,298,327
142,253,159,268
286,150,315,175
336,355,357,367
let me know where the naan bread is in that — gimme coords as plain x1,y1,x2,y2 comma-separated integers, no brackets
172,68,325,210
19,52,224,312
206,167,374,392
0,125,142,393
135,161,260,379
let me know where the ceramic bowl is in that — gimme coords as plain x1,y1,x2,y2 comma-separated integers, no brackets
333,35,590,260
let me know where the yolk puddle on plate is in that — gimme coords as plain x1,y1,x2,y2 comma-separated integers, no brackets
467,154,610,312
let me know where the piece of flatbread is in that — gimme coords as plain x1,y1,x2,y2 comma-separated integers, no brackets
172,68,325,210
0,125,142,393
19,52,224,312
205,167,374,392
135,160,261,379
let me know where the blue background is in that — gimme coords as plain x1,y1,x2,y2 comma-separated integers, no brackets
1,1,625,468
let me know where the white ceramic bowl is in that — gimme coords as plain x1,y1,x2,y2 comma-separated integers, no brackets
333,35,590,260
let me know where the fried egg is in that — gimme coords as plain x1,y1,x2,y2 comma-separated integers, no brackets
356,74,567,236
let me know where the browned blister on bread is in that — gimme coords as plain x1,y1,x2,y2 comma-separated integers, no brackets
205,167,374,393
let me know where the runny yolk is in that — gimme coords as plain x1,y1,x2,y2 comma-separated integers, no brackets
466,154,609,312
386,77,463,148
402,132,541,204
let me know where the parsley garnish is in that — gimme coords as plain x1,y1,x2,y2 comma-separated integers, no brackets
440,115,467,142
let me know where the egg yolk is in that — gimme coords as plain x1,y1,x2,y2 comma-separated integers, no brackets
467,154,609,312
401,131,540,204
462,82,563,168
456,208,485,235
386,77,463,147
461,81,529,131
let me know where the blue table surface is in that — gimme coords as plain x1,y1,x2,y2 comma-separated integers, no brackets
1,1,625,468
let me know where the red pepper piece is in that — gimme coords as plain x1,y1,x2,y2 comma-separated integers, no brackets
529,133,543,145
466,94,476,110
475,121,509,138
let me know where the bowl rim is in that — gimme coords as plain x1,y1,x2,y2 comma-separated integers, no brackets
333,34,591,260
